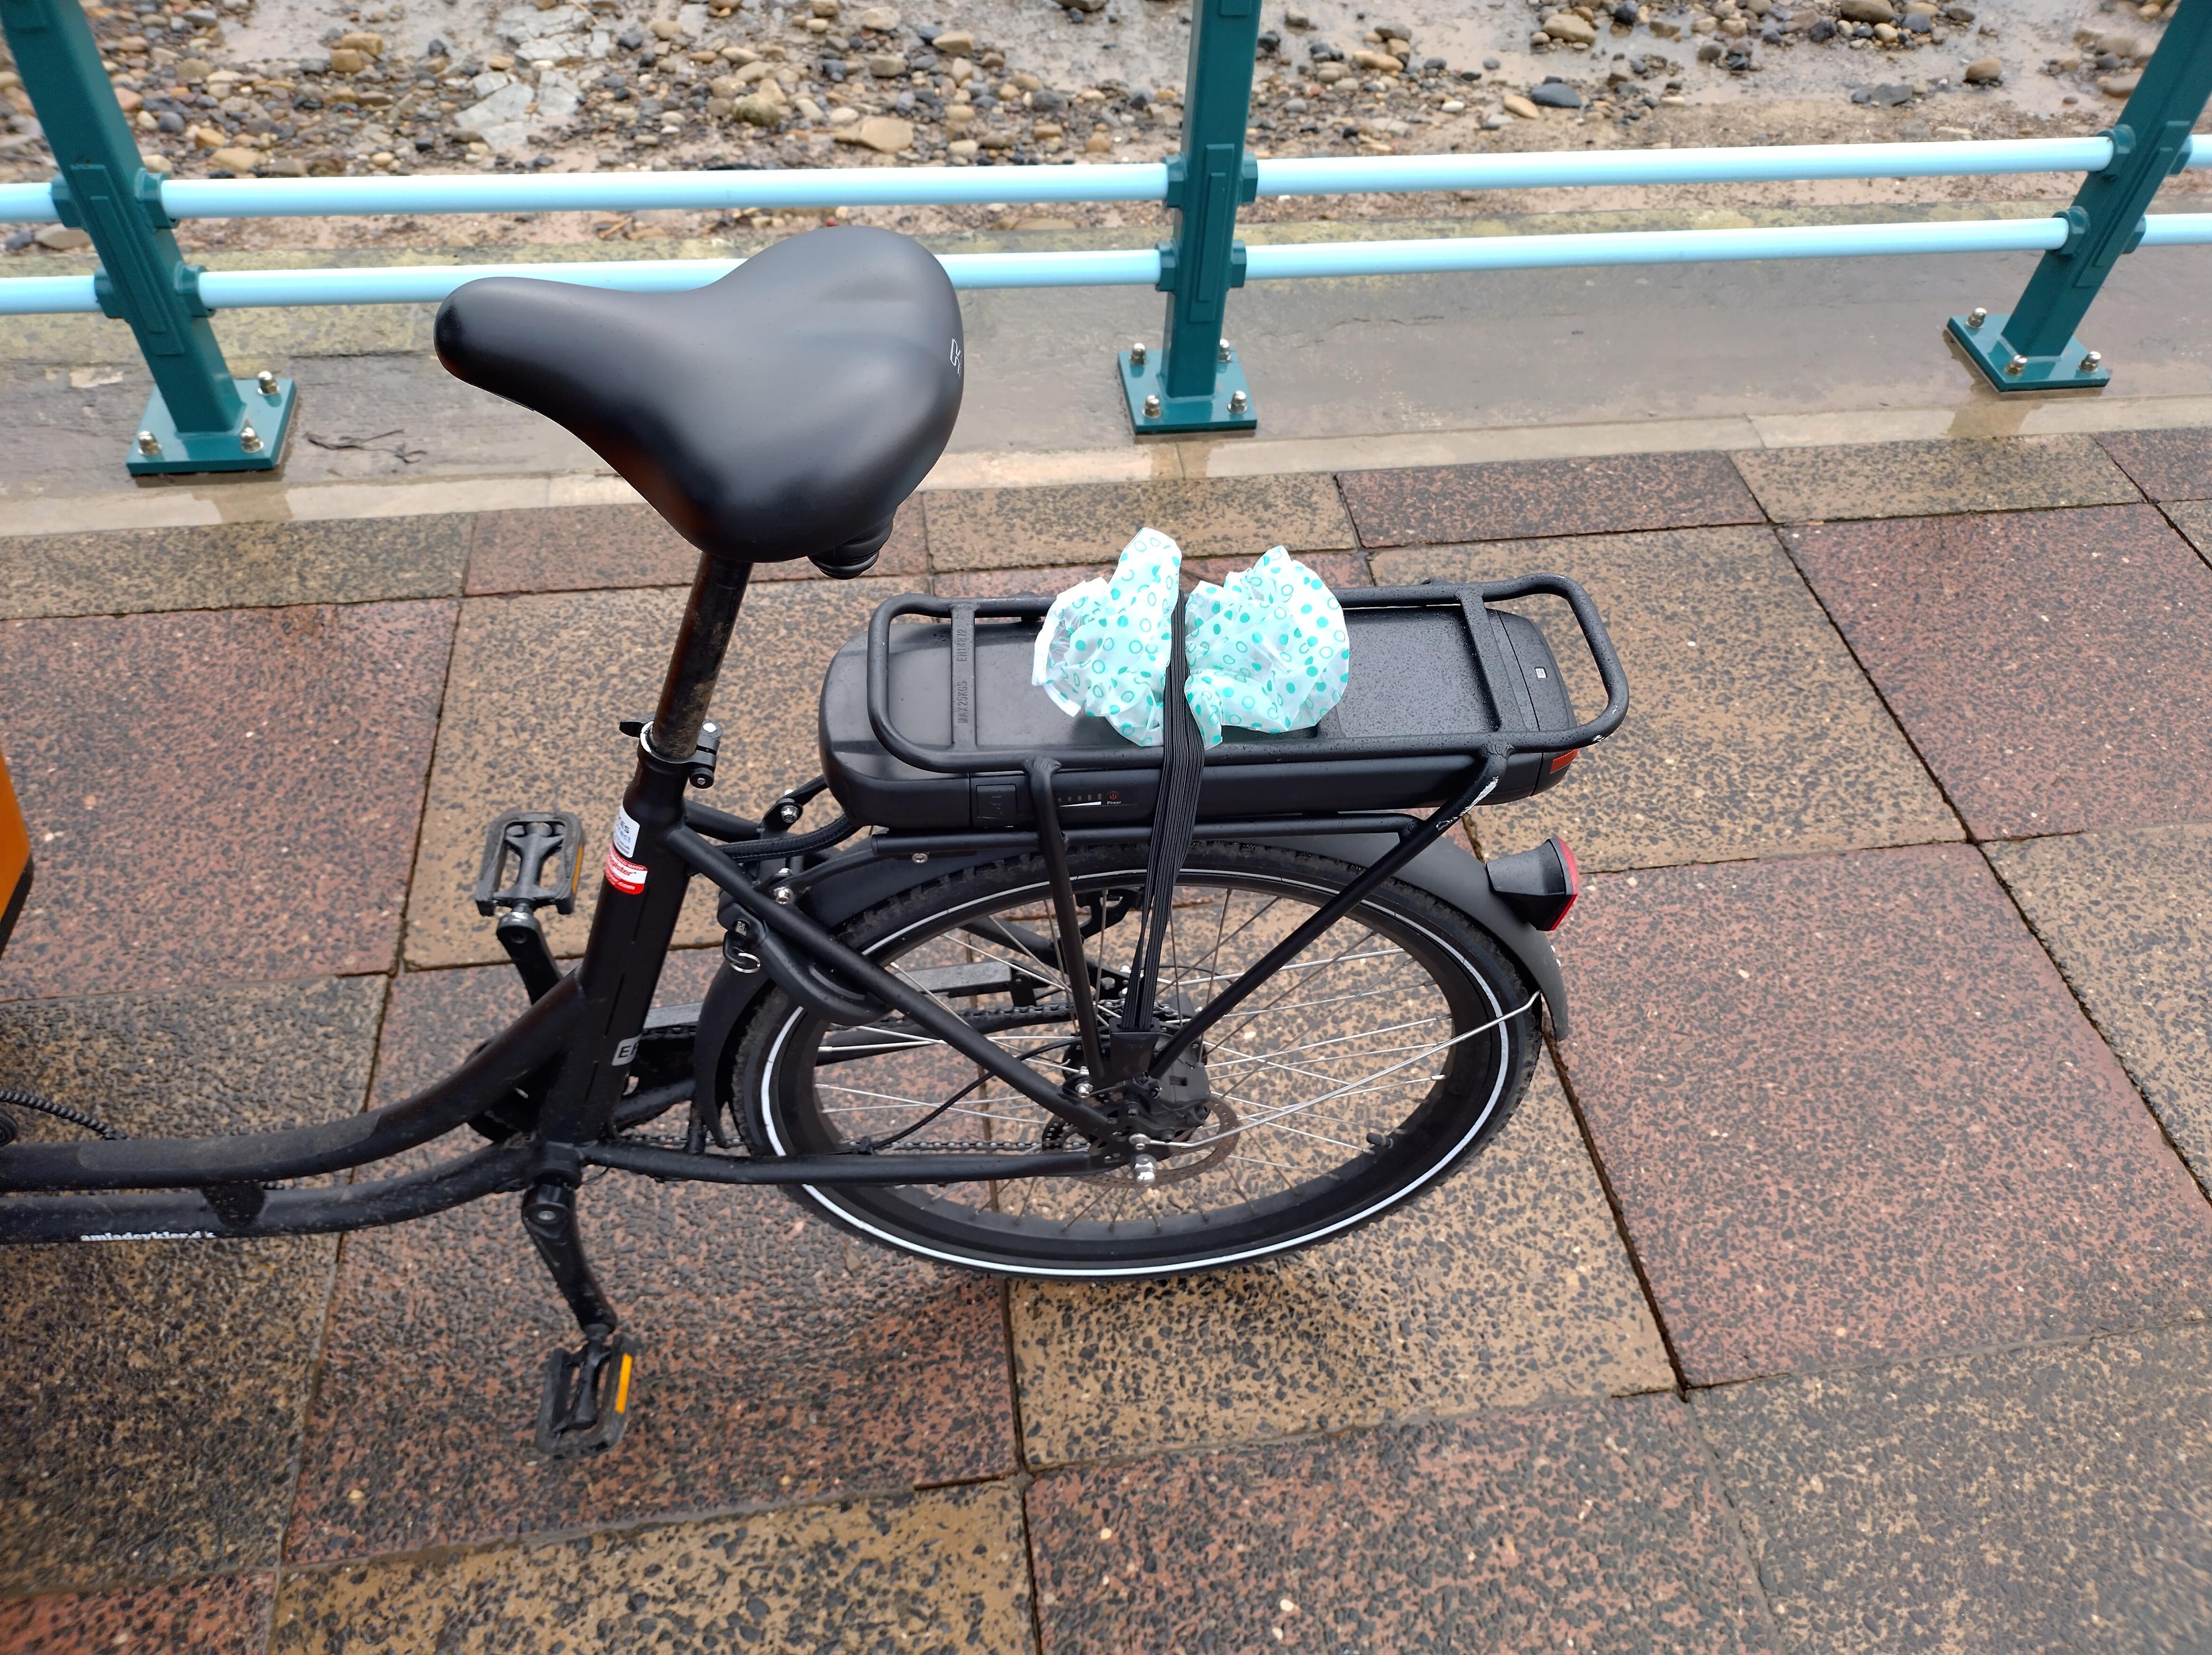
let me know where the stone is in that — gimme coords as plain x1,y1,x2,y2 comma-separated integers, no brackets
854,113,912,150
33,226,91,250
1836,0,1893,18
947,137,979,157
327,48,365,72
1501,91,1541,116
1352,47,1405,69
1542,11,1598,41
2098,30,2142,54
856,5,900,27
731,90,785,124
828,103,862,123
1964,55,2002,81
208,145,260,171
933,28,973,53
1528,78,1583,106
865,51,905,74
1084,130,1111,151
175,56,211,79
650,17,683,36
1033,120,1063,138
2098,71,2140,95
336,30,384,54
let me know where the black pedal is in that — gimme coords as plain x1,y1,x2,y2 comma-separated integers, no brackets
536,1329,640,1458
473,810,583,916
473,811,582,1002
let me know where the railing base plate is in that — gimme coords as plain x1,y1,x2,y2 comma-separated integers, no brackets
1120,348,1258,436
1947,312,2112,394
126,376,296,474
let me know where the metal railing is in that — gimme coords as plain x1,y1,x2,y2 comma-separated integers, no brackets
1,0,2208,472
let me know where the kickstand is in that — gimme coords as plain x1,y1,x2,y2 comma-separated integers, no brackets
521,1177,639,1456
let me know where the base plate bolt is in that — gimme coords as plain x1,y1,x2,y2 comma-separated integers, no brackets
135,430,160,455
2004,354,2027,377
1228,389,1248,415
1217,339,1232,363
1129,341,1147,366
1966,307,1987,329
256,369,279,395
2081,350,2104,372
239,424,263,452
1142,394,1161,419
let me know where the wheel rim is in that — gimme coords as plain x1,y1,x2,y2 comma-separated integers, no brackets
753,862,1523,1277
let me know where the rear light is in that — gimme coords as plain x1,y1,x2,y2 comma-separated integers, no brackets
1486,835,1580,932
1548,750,1576,772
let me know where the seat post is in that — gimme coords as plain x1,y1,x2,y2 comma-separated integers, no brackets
648,552,753,763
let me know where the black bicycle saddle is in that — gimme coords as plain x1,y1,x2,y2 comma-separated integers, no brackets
434,226,963,570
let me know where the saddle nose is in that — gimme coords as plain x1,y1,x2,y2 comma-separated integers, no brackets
434,225,964,566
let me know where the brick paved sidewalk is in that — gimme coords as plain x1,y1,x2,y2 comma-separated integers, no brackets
5,426,2212,1653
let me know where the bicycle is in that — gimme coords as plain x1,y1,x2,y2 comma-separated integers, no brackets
0,226,1627,1456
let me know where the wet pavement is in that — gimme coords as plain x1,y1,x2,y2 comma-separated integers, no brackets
4,426,2212,1651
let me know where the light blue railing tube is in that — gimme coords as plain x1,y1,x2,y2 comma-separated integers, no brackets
1243,215,2072,278
2136,211,2212,244
13,216,2212,316
168,246,1160,307
0,273,98,312
1,136,2200,225
0,164,1170,223
1254,137,2122,196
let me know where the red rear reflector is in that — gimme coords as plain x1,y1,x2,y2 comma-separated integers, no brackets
1550,836,1580,930
1549,750,1576,772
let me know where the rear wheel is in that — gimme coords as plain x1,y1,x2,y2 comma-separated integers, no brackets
727,841,1542,1280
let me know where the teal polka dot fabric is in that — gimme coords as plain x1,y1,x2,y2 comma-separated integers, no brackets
1183,544,1351,746
1030,529,1351,749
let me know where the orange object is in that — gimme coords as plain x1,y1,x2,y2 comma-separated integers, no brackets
0,746,30,956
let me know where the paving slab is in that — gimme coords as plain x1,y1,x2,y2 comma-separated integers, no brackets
403,579,896,968
1731,434,2141,524
0,978,382,1594
1374,528,1958,873
1027,1394,1772,1654
1554,845,2212,1387
0,601,454,1002
1339,451,1764,549
285,960,1016,1565
1010,1060,1670,1468
465,497,926,596
1985,824,2212,1194
1694,1322,2212,1655
274,1483,1032,1655
1787,504,2212,840
2164,498,2212,562
0,1574,274,1655
930,549,1371,599
924,476,1354,571
2097,426,2212,502
0,516,472,621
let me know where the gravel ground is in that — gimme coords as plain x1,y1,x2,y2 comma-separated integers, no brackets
0,0,2196,257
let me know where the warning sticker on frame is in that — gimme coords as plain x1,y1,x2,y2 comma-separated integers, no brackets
604,848,648,894
611,805,640,858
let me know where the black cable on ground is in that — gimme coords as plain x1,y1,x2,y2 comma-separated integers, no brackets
0,1085,126,1141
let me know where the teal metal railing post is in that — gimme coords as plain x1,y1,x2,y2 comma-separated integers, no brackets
1950,0,2212,391
1119,0,1260,434
0,0,293,471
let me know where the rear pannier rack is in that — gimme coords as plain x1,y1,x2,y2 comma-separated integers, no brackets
818,576,1629,834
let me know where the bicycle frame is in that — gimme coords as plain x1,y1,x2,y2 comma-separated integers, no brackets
0,550,1627,1250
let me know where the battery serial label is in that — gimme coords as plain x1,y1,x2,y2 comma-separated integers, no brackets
604,848,648,894
611,806,640,858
